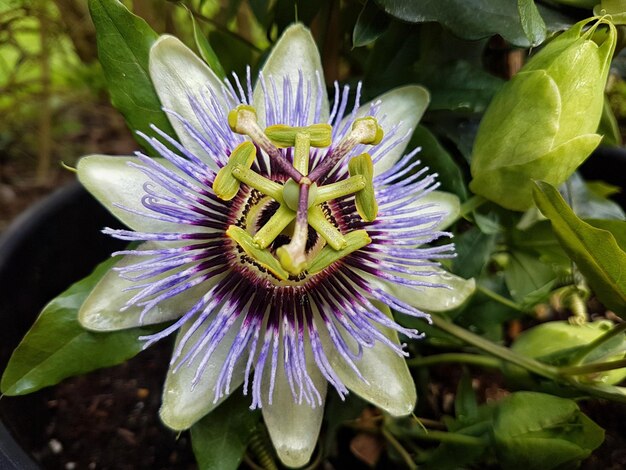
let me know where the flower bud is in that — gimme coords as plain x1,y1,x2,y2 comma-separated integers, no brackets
470,17,616,211
511,320,626,385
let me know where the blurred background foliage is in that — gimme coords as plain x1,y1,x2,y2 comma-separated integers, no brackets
3,0,626,191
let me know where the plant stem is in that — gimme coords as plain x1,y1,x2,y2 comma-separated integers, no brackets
407,353,502,369
458,195,488,219
429,315,626,403
570,322,626,365
559,358,626,376
476,284,526,312
381,427,418,470
429,315,559,379
405,429,487,447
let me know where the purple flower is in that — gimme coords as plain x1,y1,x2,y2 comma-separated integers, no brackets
76,24,475,467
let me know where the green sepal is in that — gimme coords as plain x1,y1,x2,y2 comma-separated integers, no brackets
226,225,289,280
348,153,378,221
187,8,226,79
213,142,256,200
471,133,601,211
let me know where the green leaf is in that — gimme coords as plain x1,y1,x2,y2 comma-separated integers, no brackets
455,372,478,425
493,392,604,469
248,0,272,27
89,0,175,150
533,181,626,317
353,0,390,47
504,251,556,305
451,227,497,279
517,0,546,46
414,60,503,113
563,173,625,221
190,391,261,470
1,257,155,396
588,219,626,250
373,0,545,47
409,126,467,199
189,9,226,79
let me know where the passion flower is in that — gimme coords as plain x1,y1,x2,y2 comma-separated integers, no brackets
76,24,474,467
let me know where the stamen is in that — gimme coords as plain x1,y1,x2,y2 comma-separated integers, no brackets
265,124,332,149
307,205,347,250
231,164,283,201
308,116,384,182
228,105,304,182
307,230,372,274
213,141,256,200
252,204,296,249
348,153,378,222
313,175,365,205
293,132,311,175
226,225,289,280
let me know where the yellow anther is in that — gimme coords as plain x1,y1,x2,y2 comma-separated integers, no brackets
276,244,308,276
227,105,258,134
307,230,372,274
213,141,256,200
351,117,384,145
265,123,332,148
308,205,347,250
348,153,378,222
226,226,289,280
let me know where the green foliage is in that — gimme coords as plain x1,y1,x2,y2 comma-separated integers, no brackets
493,392,604,469
89,0,175,150
190,391,261,470
533,181,626,318
353,1,390,47
373,0,549,47
511,320,626,385
0,257,155,396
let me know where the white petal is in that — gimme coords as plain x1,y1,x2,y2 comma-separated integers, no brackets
262,341,327,468
372,267,476,312
323,308,416,417
419,190,460,231
379,190,460,233
150,35,226,167
77,155,207,234
253,24,329,126
79,244,214,331
160,319,246,430
350,85,430,176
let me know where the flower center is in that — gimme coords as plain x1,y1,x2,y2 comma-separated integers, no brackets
213,104,384,281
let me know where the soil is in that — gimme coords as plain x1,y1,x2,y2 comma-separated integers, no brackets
2,341,197,470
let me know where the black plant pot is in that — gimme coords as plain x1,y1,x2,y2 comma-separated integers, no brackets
0,182,124,470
